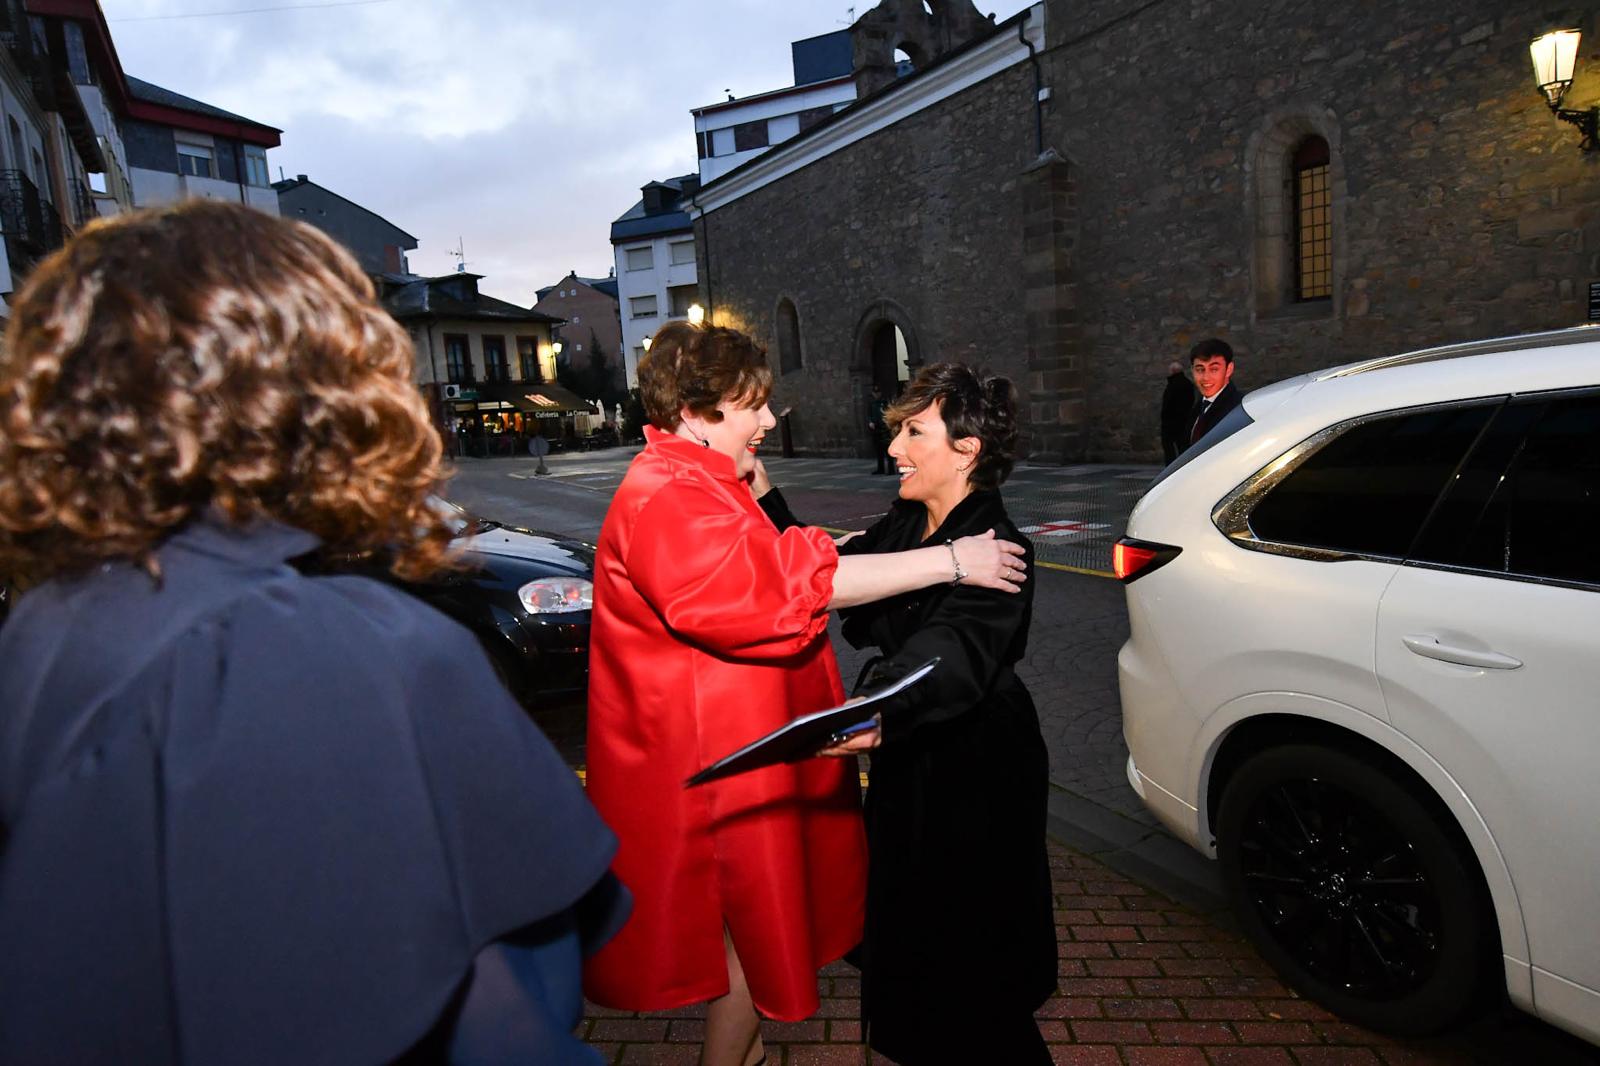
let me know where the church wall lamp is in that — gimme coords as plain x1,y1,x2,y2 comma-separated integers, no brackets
1530,29,1598,152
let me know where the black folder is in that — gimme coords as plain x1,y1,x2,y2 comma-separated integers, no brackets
685,658,940,787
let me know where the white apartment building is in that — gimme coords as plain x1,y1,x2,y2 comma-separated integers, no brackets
610,175,699,389
0,0,136,314
692,29,856,185
123,76,279,215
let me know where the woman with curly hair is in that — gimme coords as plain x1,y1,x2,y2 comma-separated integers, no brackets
583,323,1028,1066
757,363,1057,1065
0,201,627,1065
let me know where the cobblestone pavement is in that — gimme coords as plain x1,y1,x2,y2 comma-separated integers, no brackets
579,840,1597,1064
446,452,1598,1064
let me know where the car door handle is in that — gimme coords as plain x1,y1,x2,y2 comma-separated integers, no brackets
1402,634,1522,670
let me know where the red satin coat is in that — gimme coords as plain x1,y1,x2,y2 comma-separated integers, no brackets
582,428,867,1021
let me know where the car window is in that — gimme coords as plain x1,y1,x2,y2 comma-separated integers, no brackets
1410,391,1600,585
1247,403,1497,558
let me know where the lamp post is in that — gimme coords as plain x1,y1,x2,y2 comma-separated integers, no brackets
687,302,706,326
1530,29,1598,152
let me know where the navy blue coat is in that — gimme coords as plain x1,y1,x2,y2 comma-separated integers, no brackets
0,519,625,1065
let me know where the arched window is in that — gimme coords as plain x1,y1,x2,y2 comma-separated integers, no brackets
1250,111,1342,317
1292,136,1331,302
776,297,802,375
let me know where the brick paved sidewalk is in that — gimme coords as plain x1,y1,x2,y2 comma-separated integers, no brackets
579,839,1597,1066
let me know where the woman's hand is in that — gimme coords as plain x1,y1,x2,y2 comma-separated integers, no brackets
818,711,881,757
748,458,773,498
953,528,1028,593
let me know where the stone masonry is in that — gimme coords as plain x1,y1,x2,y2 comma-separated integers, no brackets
698,0,1600,461
696,60,1038,457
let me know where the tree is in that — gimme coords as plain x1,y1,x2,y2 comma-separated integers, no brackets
625,388,647,443
554,338,583,394
586,329,626,406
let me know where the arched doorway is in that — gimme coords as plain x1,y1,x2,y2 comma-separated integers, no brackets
851,300,922,456
868,321,910,398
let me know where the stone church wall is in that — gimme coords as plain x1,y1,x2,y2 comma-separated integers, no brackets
701,0,1599,461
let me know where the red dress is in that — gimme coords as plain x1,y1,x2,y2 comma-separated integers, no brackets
583,428,867,1021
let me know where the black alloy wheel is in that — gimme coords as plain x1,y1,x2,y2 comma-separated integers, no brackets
1216,744,1493,1035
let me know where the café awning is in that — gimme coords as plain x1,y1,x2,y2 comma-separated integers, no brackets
457,381,597,415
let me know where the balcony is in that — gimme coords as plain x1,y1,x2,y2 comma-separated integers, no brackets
68,177,94,228
0,169,64,260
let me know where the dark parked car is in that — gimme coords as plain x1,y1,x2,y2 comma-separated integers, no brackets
406,498,594,709
0,501,594,715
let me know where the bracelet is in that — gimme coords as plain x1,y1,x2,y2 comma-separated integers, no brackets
944,539,966,586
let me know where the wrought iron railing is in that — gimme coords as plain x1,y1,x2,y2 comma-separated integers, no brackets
0,169,62,256
69,177,94,227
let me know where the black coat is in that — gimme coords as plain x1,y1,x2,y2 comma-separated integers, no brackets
1160,371,1196,441
0,519,626,1065
762,488,1056,1061
1184,380,1243,452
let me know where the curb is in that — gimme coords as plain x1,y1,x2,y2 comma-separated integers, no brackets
1044,783,1235,929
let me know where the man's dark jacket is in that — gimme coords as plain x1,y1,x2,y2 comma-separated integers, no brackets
1160,371,1196,459
1185,380,1243,453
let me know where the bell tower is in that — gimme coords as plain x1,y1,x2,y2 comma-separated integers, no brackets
850,0,997,99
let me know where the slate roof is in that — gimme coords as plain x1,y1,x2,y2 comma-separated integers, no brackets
383,275,563,324
126,76,280,132
535,275,620,302
609,174,697,243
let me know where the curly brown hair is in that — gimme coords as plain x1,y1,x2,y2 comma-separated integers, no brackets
637,320,772,430
885,363,1020,490
0,200,454,584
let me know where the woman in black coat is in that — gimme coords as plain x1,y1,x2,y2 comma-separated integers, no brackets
760,364,1056,1064
0,202,626,1065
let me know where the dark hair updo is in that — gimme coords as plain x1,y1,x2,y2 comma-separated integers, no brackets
885,363,1019,490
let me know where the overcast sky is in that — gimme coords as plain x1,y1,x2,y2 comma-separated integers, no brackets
102,0,1032,304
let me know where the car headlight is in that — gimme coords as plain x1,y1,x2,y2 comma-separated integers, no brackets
517,577,593,614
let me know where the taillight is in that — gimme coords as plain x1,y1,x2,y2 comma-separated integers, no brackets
1113,538,1181,583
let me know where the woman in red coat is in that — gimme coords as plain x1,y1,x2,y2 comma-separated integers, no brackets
584,322,1029,1066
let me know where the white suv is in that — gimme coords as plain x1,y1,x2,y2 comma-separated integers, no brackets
1115,327,1600,1045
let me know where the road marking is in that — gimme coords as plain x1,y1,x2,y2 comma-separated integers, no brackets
1018,519,1111,539
1036,559,1116,579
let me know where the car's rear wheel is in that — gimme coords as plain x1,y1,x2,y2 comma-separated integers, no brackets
1216,744,1493,1035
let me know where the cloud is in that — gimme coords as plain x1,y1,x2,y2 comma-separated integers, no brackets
102,0,1032,302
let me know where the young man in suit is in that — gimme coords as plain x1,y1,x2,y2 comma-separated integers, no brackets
1182,338,1241,454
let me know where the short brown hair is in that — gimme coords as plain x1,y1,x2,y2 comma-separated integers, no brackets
885,363,1020,490
0,201,453,584
637,320,772,430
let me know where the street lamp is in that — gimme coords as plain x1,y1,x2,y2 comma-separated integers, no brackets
1530,29,1598,152
687,303,706,326
641,335,652,351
